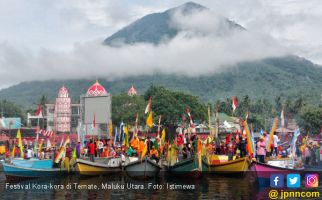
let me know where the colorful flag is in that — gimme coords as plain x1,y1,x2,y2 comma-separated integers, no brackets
135,113,139,135
280,107,285,127
109,120,113,139
157,115,162,138
161,129,166,145
123,125,129,147
145,97,152,114
232,96,238,111
186,109,196,133
11,145,15,158
35,104,43,117
141,143,148,160
16,128,24,158
243,120,255,156
267,117,278,152
38,139,43,153
146,111,153,128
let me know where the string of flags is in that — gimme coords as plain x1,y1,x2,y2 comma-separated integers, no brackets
36,129,54,137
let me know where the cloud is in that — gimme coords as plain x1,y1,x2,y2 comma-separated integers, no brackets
0,7,288,87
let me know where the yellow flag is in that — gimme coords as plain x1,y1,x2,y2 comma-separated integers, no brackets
38,139,43,153
109,120,113,139
267,117,278,152
11,145,15,158
146,111,153,128
161,129,166,145
16,128,24,158
124,126,129,147
141,143,148,160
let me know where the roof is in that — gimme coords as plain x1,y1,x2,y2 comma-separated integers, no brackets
127,85,138,96
86,80,108,97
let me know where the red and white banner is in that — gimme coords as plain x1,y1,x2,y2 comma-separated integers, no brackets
145,97,152,114
36,129,54,137
232,96,238,111
186,109,196,133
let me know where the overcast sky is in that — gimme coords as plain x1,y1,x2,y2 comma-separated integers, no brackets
0,0,321,88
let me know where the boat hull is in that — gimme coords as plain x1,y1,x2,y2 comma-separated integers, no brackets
2,162,67,181
12,158,53,169
124,157,161,179
249,161,304,187
76,158,122,176
202,157,249,174
166,158,202,178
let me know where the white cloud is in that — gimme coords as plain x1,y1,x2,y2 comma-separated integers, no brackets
0,7,288,87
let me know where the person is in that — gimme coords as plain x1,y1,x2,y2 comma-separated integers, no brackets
76,141,81,159
131,136,139,151
304,145,310,165
149,146,159,163
88,140,95,162
65,144,72,161
147,137,154,152
273,132,279,157
215,136,221,154
98,140,104,157
227,138,234,161
256,137,266,163
26,147,33,159
239,135,247,158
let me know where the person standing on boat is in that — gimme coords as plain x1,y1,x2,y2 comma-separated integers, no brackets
227,138,235,161
149,145,159,163
239,135,247,158
273,132,279,157
88,139,95,162
98,140,104,157
256,136,266,163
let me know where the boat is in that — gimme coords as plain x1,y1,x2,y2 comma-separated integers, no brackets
76,157,122,176
165,157,202,178
11,158,53,169
2,162,67,181
202,156,250,174
249,161,304,187
124,157,161,179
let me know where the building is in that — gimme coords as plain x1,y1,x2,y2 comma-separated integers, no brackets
46,86,81,133
127,85,138,96
80,80,112,137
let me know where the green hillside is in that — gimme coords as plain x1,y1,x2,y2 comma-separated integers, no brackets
0,55,321,108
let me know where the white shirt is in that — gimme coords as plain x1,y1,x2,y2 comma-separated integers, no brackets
273,135,279,147
27,149,33,158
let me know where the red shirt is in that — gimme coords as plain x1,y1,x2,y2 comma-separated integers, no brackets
89,143,95,155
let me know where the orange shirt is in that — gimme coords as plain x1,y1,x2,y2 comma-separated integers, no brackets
131,138,139,149
150,149,159,157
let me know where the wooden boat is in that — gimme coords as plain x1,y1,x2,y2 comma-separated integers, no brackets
249,161,304,187
76,157,122,176
165,157,202,178
124,157,161,179
11,158,53,169
202,156,250,174
2,162,67,181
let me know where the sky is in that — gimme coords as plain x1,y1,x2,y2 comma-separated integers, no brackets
0,0,321,88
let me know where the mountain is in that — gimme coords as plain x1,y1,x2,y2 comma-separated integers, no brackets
0,2,321,108
104,2,243,45
0,55,321,108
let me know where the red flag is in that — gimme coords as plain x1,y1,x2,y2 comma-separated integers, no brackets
232,97,238,111
35,104,43,117
145,97,152,114
186,108,195,129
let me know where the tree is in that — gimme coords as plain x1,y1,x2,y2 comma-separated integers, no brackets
297,106,322,134
144,86,207,139
112,93,145,126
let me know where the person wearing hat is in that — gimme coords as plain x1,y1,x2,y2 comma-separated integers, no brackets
149,145,159,163
256,136,266,163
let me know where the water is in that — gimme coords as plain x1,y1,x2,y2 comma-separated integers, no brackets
0,167,321,200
